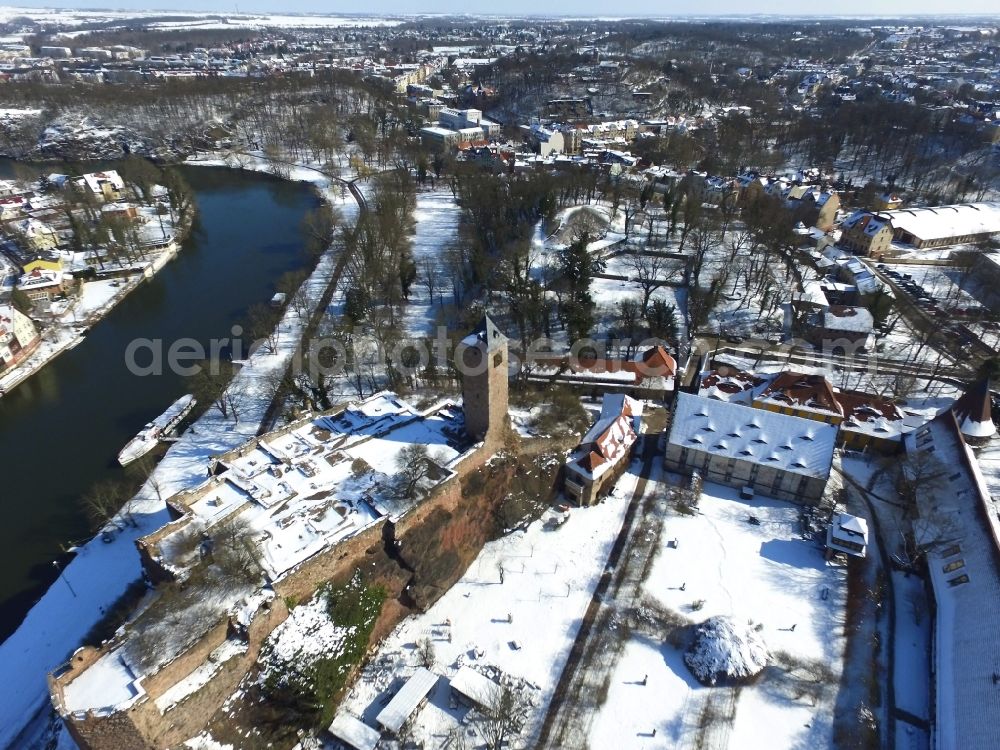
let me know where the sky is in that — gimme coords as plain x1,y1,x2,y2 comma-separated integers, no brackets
2,0,999,17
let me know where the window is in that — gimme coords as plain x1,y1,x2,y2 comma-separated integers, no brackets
493,352,503,368
942,559,965,574
947,574,970,587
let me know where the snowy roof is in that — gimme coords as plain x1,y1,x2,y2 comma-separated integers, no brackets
80,169,124,194
449,665,499,709
827,513,869,558
669,393,837,480
328,712,381,750
753,371,844,419
568,392,642,482
376,667,438,734
528,346,676,391
905,412,1000,750
60,648,144,714
154,393,472,583
821,306,874,334
842,211,890,237
884,202,1000,243
833,512,869,540
835,390,912,441
699,364,765,404
949,378,996,440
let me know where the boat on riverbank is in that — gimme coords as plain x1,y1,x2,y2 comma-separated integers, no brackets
117,394,196,466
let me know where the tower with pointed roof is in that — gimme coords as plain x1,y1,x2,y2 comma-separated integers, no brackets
950,378,996,444
457,314,508,443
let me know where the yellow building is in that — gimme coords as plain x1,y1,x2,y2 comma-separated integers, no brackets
22,256,63,274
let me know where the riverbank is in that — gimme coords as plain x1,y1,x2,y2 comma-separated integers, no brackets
0,160,360,750
0,196,195,398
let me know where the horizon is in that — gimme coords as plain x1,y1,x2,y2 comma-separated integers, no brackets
2,2,999,20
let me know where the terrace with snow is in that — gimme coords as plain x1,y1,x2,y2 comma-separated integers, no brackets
51,391,475,721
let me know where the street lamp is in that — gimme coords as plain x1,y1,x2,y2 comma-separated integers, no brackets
52,560,77,598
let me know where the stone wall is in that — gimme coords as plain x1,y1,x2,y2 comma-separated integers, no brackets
59,439,502,750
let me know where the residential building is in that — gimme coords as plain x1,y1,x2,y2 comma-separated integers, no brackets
12,217,59,251
873,191,903,211
79,170,125,201
520,123,564,156
795,189,841,231
17,267,69,302
21,254,64,275
101,202,139,221
564,393,643,506
839,211,894,256
808,305,874,350
0,304,40,371
826,513,869,558
665,392,837,504
0,195,27,219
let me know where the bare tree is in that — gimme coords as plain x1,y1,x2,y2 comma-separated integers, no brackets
416,636,436,669
417,256,442,308
480,683,527,750
81,479,131,531
626,252,668,315
246,302,281,354
392,443,431,499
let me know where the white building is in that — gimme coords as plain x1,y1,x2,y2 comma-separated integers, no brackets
0,304,40,371
665,393,837,504
826,513,869,558
906,410,1000,750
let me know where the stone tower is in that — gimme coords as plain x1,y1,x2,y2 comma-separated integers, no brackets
458,314,509,443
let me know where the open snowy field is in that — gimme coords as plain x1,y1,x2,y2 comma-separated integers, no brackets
590,481,848,749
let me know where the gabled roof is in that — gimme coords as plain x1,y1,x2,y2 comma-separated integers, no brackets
569,393,643,481
754,372,844,418
950,378,996,440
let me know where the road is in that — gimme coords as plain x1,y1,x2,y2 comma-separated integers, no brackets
537,435,664,749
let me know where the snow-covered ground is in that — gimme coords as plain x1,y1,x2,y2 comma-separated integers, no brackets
336,460,642,748
590,481,848,749
0,158,360,750
404,190,460,337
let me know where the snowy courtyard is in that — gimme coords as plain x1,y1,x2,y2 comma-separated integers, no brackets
588,481,848,749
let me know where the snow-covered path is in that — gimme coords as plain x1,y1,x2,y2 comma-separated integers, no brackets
404,189,460,337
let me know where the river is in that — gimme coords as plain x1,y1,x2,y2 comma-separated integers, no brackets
0,163,320,641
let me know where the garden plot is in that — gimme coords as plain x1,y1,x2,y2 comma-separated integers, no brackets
589,481,848,749
337,461,643,748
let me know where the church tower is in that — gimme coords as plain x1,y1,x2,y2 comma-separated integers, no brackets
458,315,509,443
